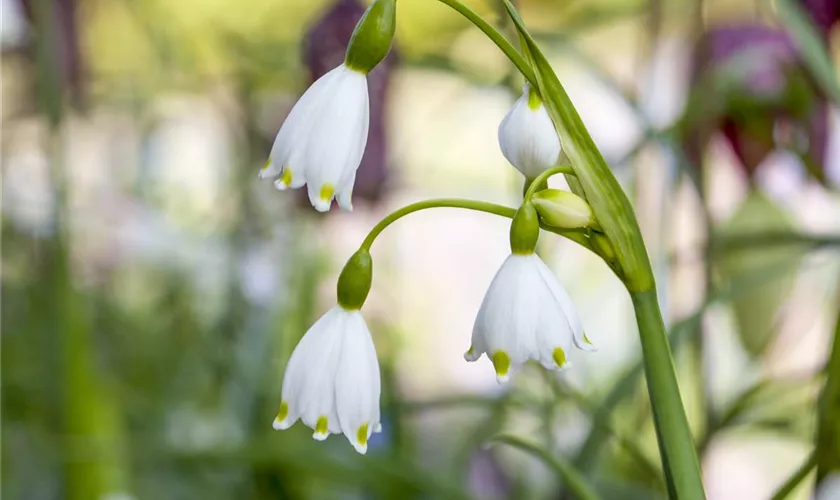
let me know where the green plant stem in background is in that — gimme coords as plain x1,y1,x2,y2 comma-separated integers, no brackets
523,165,575,200
491,435,602,500
359,198,591,251
770,452,817,500
816,292,840,482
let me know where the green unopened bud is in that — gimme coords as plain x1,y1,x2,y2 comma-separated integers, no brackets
344,0,397,74
591,232,616,262
510,202,539,255
531,189,599,230
337,249,373,310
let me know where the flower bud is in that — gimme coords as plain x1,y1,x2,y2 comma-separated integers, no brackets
510,202,539,255
531,189,599,230
498,84,561,179
344,0,397,74
337,249,373,310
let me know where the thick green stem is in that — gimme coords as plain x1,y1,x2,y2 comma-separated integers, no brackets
631,289,705,499
359,198,590,251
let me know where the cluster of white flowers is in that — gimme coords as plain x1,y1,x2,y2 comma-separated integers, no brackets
266,0,596,454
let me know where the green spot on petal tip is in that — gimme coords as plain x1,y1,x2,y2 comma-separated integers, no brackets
492,351,511,376
552,347,567,367
315,416,328,435
357,424,369,447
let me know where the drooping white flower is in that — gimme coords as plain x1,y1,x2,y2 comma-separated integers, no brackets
259,64,370,212
498,84,561,179
272,305,381,454
465,253,595,383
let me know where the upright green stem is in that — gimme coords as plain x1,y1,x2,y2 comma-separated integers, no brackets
631,289,705,499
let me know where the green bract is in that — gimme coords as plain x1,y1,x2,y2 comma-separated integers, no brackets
532,189,598,230
344,0,397,74
337,249,373,310
510,202,539,255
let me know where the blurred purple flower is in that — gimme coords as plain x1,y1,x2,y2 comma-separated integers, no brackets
801,0,840,34
20,0,85,108
301,0,397,205
467,449,511,499
683,21,831,181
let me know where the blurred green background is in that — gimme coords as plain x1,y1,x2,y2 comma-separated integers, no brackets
2,0,840,498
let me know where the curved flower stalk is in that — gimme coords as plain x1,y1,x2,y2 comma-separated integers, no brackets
259,0,396,212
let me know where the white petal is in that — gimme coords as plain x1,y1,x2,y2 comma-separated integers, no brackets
498,84,561,179
259,159,281,180
533,256,596,352
470,253,591,382
471,255,541,382
300,66,369,211
278,306,345,438
336,174,355,212
267,65,345,183
307,183,331,213
334,310,381,454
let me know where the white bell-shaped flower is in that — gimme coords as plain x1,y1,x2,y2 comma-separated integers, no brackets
498,84,561,179
259,64,370,212
272,305,381,454
465,253,595,383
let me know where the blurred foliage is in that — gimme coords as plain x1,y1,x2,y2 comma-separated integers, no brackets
717,192,803,356
3,0,840,499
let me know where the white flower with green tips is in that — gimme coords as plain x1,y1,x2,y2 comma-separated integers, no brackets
498,83,561,179
465,253,595,383
272,305,381,454
259,64,370,212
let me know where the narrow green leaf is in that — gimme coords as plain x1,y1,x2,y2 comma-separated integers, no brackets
816,293,840,482
491,435,602,500
770,452,817,500
717,192,803,356
776,0,840,104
